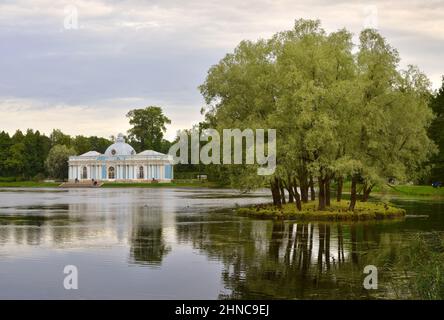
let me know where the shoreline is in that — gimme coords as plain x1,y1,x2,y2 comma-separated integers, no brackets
0,180,224,189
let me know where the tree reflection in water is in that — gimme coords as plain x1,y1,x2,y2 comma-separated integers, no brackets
128,206,171,266
176,216,408,299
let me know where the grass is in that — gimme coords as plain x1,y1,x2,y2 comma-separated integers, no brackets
385,232,444,300
0,181,60,188
385,185,444,197
403,233,444,300
339,182,444,197
237,200,406,221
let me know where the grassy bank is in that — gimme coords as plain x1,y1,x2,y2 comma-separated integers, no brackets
237,200,405,221
339,182,444,197
384,185,444,197
102,179,222,188
0,181,60,188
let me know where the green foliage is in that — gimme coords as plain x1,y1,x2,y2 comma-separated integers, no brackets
0,128,113,179
199,19,436,200
71,135,111,155
126,106,171,153
400,233,444,299
429,77,444,182
45,144,76,180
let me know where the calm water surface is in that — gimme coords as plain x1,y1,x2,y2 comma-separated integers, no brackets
0,188,443,299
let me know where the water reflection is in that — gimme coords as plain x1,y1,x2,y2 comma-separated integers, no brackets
0,188,443,299
129,207,171,266
175,217,416,299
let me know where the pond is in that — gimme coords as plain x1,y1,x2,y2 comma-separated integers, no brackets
0,188,443,299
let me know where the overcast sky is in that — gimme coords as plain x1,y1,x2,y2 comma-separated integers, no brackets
1,0,443,140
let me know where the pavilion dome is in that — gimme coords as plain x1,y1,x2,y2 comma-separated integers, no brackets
104,133,136,156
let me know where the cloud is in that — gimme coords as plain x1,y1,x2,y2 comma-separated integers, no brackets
0,96,201,140
0,0,443,139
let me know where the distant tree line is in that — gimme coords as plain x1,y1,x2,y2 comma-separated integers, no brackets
0,106,173,181
0,129,112,180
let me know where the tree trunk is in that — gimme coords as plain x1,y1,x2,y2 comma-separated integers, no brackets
274,178,282,209
309,176,316,201
285,176,294,203
325,177,331,207
300,174,309,203
318,177,326,211
336,177,343,202
287,187,294,203
271,184,277,206
280,182,286,205
361,184,373,202
292,180,302,211
349,176,358,211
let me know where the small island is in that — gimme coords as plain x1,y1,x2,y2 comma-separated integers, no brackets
237,200,405,221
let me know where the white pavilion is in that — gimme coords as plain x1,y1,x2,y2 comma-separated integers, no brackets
68,133,173,182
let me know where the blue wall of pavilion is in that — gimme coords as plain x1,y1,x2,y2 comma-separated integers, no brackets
165,165,173,179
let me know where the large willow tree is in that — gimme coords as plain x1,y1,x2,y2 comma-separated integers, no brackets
200,19,436,211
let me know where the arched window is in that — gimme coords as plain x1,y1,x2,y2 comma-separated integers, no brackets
82,166,88,179
139,166,144,179
108,167,115,179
